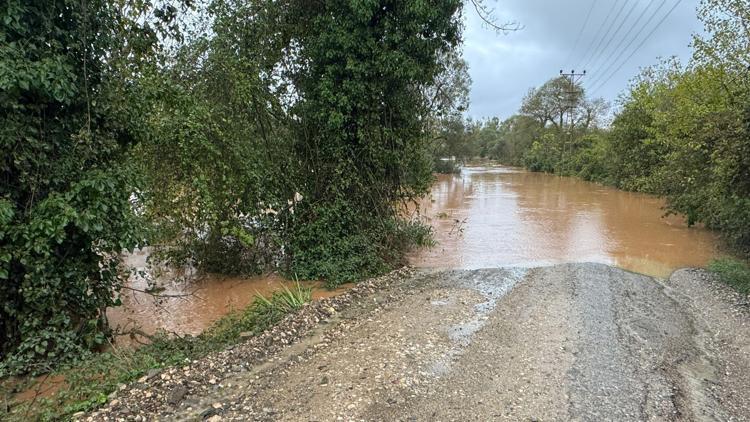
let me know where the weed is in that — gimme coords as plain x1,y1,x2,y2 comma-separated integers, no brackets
708,258,750,295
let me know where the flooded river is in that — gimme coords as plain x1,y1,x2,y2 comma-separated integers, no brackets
110,165,722,340
410,165,720,276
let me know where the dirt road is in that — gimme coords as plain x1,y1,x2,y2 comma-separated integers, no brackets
87,264,750,421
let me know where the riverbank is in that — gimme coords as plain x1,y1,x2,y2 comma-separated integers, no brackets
80,263,749,421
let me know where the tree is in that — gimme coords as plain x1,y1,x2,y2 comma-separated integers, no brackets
520,77,580,129
286,0,463,283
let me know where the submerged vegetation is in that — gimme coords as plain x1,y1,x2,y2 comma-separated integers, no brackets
0,285,312,421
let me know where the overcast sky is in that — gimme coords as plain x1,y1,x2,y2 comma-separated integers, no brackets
462,0,704,119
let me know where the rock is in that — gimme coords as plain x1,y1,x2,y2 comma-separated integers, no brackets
320,376,329,385
239,331,253,339
167,385,188,405
146,368,161,380
200,407,218,418
207,416,223,422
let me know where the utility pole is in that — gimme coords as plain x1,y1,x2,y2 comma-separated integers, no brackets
559,69,586,175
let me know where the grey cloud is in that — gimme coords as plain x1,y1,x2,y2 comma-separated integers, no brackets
463,0,703,119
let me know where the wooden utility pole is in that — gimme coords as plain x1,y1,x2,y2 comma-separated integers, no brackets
559,69,586,174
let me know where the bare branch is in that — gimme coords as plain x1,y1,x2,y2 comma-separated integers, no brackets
469,0,523,33
120,285,201,299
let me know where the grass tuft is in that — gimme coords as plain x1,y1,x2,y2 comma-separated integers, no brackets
708,258,750,295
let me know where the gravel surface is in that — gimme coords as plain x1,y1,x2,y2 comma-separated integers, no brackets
82,263,750,421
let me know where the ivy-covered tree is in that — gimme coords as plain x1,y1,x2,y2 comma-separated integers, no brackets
284,0,463,283
0,0,183,373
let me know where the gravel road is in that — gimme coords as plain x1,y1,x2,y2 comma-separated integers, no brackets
86,263,750,421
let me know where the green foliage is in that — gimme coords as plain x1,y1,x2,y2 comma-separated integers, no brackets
281,0,461,285
0,0,186,374
429,115,473,172
2,0,464,375
708,258,750,295
1,285,312,421
137,0,460,286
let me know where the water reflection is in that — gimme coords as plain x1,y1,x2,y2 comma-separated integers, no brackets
409,165,720,277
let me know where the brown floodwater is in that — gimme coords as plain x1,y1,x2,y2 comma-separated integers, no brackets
107,250,350,342
11,166,719,401
12,164,725,404
109,165,722,342
408,165,722,277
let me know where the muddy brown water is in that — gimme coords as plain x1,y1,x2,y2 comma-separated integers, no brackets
107,250,350,341
108,165,722,342
409,165,721,276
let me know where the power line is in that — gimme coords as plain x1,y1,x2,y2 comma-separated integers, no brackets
585,0,669,89
589,0,683,95
564,0,596,68
576,0,622,70
581,0,631,71
594,0,666,80
582,0,640,73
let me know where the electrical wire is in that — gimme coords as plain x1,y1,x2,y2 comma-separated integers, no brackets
589,0,683,95
582,0,641,73
576,0,622,70
586,0,669,88
581,0,631,71
564,0,596,68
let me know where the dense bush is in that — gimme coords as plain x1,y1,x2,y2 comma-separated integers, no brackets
0,0,185,374
138,0,461,284
284,0,460,283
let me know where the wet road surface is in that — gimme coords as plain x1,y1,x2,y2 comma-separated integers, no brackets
88,264,750,421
